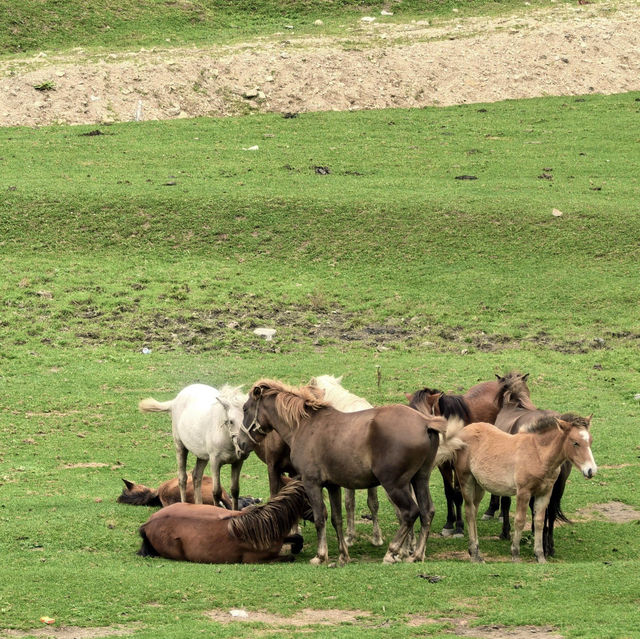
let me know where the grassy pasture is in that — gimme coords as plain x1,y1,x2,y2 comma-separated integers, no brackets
1,73,640,639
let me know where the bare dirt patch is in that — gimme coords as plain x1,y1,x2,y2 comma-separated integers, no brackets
1,0,639,127
407,615,564,638
205,608,372,627
575,501,640,523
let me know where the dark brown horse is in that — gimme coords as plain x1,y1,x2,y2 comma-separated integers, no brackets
242,379,460,565
445,414,596,563
117,476,261,510
406,371,531,537
137,479,311,563
486,382,580,556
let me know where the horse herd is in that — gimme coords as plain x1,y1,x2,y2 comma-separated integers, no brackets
118,372,597,565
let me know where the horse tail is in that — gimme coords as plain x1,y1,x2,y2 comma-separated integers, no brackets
137,527,160,557
434,416,466,467
138,397,173,413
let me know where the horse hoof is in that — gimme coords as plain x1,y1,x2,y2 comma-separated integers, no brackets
452,528,464,538
471,556,485,563
371,536,384,547
310,556,325,566
481,513,495,521
383,551,400,564
535,555,547,564
441,527,454,537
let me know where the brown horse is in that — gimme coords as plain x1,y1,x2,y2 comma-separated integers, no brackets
137,479,311,563
447,414,596,563
117,476,261,510
406,371,531,537
242,379,460,565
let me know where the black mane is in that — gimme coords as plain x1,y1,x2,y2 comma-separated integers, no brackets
409,387,471,424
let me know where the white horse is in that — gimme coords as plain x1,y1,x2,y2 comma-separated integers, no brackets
138,384,253,510
307,375,383,547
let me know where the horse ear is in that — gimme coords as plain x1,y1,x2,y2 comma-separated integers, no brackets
218,397,231,411
586,413,593,427
405,392,414,401
336,375,343,383
251,385,263,399
308,377,317,386
495,373,503,381
522,373,529,382
122,479,135,490
556,419,571,431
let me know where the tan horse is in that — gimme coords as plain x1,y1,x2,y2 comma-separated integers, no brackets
137,480,312,564
242,378,463,565
449,414,596,563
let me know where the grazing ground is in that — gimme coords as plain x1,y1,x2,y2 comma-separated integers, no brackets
1,1,640,638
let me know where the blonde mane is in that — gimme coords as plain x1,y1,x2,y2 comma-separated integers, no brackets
251,378,328,427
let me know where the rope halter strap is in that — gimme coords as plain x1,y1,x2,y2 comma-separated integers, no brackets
240,396,268,444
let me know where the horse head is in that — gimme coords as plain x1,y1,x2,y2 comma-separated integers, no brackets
497,371,536,411
558,414,597,479
405,388,443,417
217,387,255,460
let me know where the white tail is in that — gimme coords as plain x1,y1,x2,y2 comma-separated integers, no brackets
434,416,466,467
138,397,174,413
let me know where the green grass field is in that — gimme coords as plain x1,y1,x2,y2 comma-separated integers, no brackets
2,1,640,637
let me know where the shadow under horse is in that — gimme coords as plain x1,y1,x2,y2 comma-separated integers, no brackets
406,371,531,537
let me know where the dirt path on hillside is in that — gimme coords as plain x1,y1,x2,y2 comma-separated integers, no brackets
1,0,639,127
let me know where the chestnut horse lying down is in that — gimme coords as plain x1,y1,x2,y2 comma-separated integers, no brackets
446,414,596,563
117,476,260,510
137,479,312,564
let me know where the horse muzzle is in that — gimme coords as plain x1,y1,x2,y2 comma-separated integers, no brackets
582,464,597,479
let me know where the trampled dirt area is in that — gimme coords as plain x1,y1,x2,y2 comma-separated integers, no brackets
1,0,639,127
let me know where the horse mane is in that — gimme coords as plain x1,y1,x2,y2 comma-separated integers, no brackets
227,480,311,551
217,384,246,409
407,387,471,422
308,374,372,411
252,378,328,428
527,412,589,434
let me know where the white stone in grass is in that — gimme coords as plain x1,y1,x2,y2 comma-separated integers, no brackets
253,328,276,341
552,208,563,217
634,393,640,401
229,609,248,618
361,16,376,22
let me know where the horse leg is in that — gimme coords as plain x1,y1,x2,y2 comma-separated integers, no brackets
344,488,356,547
408,467,435,562
174,441,189,502
462,478,484,562
191,456,208,505
482,494,501,520
327,485,350,565
500,496,511,540
511,492,530,562
381,485,419,564
532,493,552,563
303,481,330,566
210,459,226,508
229,459,244,511
368,487,384,547
439,462,458,537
